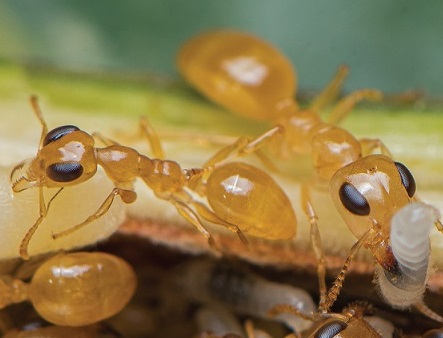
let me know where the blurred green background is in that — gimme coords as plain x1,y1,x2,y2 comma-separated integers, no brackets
0,1,442,96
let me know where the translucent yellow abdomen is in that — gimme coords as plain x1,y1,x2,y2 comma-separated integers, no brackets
206,162,296,240
177,30,296,121
29,252,137,326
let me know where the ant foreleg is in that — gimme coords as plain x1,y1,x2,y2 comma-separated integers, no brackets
327,89,383,125
310,64,349,112
321,228,374,312
139,116,165,159
20,187,64,260
301,183,327,307
92,132,121,146
359,138,393,157
29,96,49,150
203,137,250,168
52,188,135,240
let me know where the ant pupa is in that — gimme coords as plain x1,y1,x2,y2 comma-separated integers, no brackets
11,96,297,259
175,258,395,337
173,259,316,332
375,202,443,320
177,30,443,313
0,252,136,326
195,306,245,337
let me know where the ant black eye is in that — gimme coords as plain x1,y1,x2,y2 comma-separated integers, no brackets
47,163,83,182
339,183,370,216
394,162,416,198
314,320,347,338
43,125,80,146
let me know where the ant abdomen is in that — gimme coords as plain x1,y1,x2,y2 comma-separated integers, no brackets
29,252,136,326
206,162,296,240
177,30,296,121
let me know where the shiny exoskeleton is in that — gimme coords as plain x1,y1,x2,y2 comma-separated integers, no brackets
11,96,296,259
177,30,443,315
0,252,136,326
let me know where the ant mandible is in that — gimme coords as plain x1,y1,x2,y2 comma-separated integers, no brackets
177,30,443,314
11,96,297,260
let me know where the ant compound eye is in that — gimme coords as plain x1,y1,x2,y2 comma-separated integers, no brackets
315,320,347,338
339,183,370,216
47,163,83,182
394,162,416,198
43,125,80,146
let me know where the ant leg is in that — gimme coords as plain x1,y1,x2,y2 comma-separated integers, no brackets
139,117,165,159
414,302,443,323
92,132,121,146
29,96,49,149
52,188,135,240
20,187,64,260
321,227,374,312
300,183,327,307
359,138,393,157
310,65,349,112
327,89,383,125
193,201,249,246
236,125,284,158
168,195,216,248
204,126,284,171
203,137,250,168
244,320,256,338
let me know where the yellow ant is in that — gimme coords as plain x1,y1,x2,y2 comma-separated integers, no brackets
0,252,136,326
11,96,297,260
177,30,443,316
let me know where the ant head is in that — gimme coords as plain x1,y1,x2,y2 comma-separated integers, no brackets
306,316,381,338
330,155,415,240
31,125,97,188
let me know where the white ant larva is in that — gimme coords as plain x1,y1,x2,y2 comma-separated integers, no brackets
376,202,442,319
174,259,316,332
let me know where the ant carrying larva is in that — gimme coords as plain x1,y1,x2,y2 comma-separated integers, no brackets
177,30,443,316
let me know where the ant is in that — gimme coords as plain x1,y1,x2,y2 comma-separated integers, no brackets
175,258,392,337
177,30,443,315
0,252,136,326
11,96,297,259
